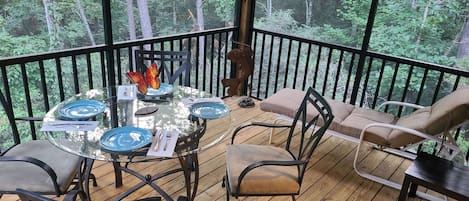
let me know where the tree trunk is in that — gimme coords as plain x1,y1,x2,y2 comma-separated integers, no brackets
457,18,469,58
305,0,313,26
267,0,272,17
127,0,136,40
75,0,96,46
137,0,153,39
173,0,177,31
415,0,431,55
41,0,54,50
196,0,205,69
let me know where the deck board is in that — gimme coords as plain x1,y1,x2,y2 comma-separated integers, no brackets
0,97,448,201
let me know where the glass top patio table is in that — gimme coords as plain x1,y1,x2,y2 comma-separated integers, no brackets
42,85,232,163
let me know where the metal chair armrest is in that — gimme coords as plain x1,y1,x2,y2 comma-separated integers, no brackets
231,122,292,144
376,101,425,110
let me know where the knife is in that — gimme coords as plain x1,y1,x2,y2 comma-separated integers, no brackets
153,129,164,151
48,122,94,126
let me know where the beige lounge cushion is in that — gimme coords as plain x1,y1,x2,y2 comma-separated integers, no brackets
387,86,469,147
339,108,397,143
0,140,82,193
260,86,469,149
226,144,300,195
260,88,354,130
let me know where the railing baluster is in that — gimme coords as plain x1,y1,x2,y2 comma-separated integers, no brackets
210,34,215,94
203,35,207,91
359,58,373,108
257,33,266,98
302,43,312,91
432,72,444,103
313,46,322,89
222,33,229,97
86,53,94,89
293,41,302,90
273,37,282,93
38,61,50,111
216,33,222,97
371,59,386,109
283,39,293,89
100,51,107,87
20,63,36,140
251,31,258,95
384,63,400,112
344,53,356,103
116,49,122,85
195,36,200,89
265,35,275,97
398,65,414,116
71,56,80,94
323,47,333,96
415,68,428,105
55,58,65,101
332,50,344,99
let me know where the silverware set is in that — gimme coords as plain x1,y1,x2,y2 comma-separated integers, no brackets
153,129,172,152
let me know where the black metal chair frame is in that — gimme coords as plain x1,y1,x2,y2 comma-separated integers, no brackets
15,188,87,201
135,50,192,87
0,89,95,199
222,87,334,200
111,118,207,201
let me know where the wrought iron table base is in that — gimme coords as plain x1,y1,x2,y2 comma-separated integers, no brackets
112,153,199,201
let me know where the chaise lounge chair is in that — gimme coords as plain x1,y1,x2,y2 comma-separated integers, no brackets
259,86,469,194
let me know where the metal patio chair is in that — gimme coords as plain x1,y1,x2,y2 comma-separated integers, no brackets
135,50,192,86
222,87,334,200
0,89,91,199
260,86,469,198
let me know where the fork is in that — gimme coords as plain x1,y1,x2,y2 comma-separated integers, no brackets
163,131,172,151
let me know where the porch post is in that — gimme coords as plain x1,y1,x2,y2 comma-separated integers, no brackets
102,0,123,188
231,0,255,95
349,0,378,105
234,0,255,46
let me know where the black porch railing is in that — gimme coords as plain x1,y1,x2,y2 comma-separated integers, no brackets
0,27,237,149
1,27,469,151
250,28,469,115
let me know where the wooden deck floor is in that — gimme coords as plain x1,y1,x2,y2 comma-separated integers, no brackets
3,97,448,201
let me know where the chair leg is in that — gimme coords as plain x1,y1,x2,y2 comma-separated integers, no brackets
291,195,296,201
353,133,444,201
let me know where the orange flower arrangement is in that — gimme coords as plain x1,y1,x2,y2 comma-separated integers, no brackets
126,63,161,95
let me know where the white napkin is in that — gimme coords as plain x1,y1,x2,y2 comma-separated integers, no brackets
41,121,99,131
117,85,137,100
182,97,223,107
147,129,179,157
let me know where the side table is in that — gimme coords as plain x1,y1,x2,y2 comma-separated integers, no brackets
398,152,469,201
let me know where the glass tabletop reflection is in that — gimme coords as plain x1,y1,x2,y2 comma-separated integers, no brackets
42,85,232,162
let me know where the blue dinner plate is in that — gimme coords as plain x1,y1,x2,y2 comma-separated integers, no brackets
190,102,230,119
99,126,152,153
58,100,106,120
140,83,173,97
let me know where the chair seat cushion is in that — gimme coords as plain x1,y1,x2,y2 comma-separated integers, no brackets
0,140,82,193
226,144,300,195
